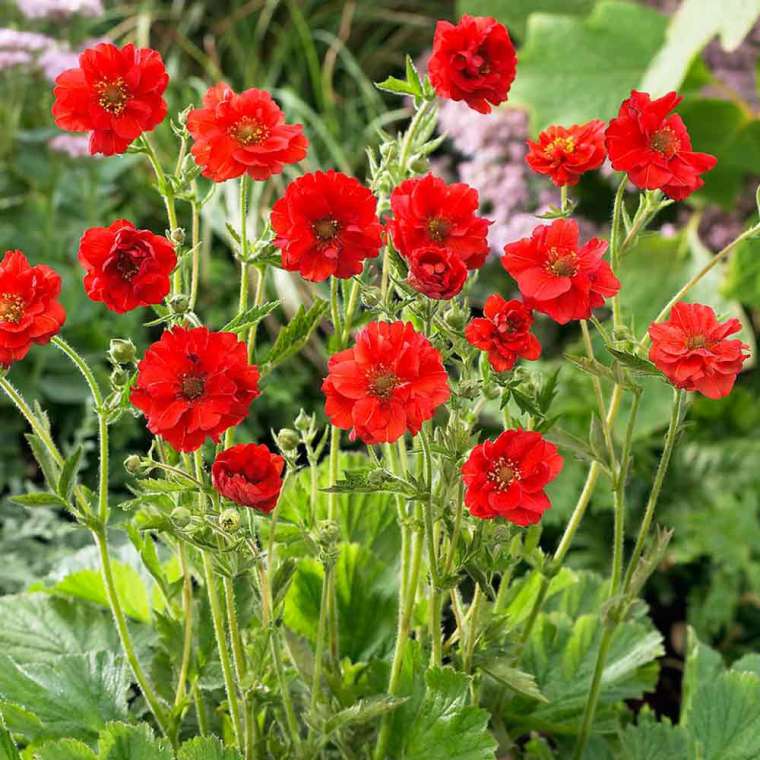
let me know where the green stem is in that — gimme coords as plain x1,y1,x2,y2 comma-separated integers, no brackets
174,543,194,709
560,185,569,213
189,194,201,311
193,682,208,736
325,425,341,663
310,560,333,716
238,175,250,313
340,279,361,345
609,178,627,329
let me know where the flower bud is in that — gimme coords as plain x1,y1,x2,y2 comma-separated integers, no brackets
443,304,468,332
457,380,479,400
123,454,142,474
171,506,192,528
169,227,185,245
109,338,136,365
294,409,314,433
219,508,241,533
276,428,300,452
361,286,383,309
168,293,190,314
110,368,130,388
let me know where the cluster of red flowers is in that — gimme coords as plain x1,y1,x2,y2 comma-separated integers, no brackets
12,16,742,527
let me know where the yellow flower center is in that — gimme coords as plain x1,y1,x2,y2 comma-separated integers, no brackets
231,118,269,146
488,457,520,490
179,373,205,401
313,217,340,242
96,78,129,115
546,247,578,277
650,127,680,158
368,369,399,399
547,136,575,155
0,293,24,324
427,217,450,243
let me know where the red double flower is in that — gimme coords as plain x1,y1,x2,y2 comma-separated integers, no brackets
271,170,382,282
428,15,517,114
188,83,308,183
605,90,717,201
322,321,450,445
212,443,285,513
52,42,168,156
78,220,176,313
465,296,541,372
407,245,467,300
526,121,607,187
0,251,66,368
502,218,619,324
462,429,563,525
648,302,748,399
131,326,260,452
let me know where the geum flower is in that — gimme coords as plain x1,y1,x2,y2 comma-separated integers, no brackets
0,250,66,368
526,120,607,187
605,90,717,201
52,42,168,155
131,326,260,452
187,83,308,183
465,295,540,372
322,321,450,445
271,170,382,282
78,219,176,313
407,245,467,300
648,302,748,399
212,443,284,513
389,174,490,270
502,218,620,324
462,429,563,525
428,14,517,114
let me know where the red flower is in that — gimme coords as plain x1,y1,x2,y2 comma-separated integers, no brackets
0,251,66,368
52,42,168,156
428,15,516,114
389,174,490,269
187,83,308,183
131,326,260,452
462,429,563,525
407,245,467,300
212,443,284,513
78,220,176,313
271,170,382,282
322,321,450,445
648,302,748,399
605,90,717,201
526,120,607,187
465,296,541,372
502,219,620,324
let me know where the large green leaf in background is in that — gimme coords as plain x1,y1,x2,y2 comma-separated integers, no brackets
506,1,667,131
640,0,760,95
98,722,173,760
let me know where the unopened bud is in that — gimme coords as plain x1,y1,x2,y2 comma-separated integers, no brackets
124,454,142,474
276,428,300,452
169,227,185,245
444,306,467,332
110,368,130,388
219,508,241,533
171,506,192,528
109,338,136,365
294,409,313,433
361,286,383,309
168,293,190,314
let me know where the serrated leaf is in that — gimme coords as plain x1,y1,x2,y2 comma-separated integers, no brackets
177,736,243,760
323,695,407,736
35,738,98,760
0,652,129,742
9,492,68,509
24,433,61,491
620,714,690,760
57,446,83,501
375,75,419,97
607,348,661,376
221,301,280,333
264,298,328,369
479,660,548,703
98,722,173,760
135,478,196,494
322,468,419,497
0,714,21,759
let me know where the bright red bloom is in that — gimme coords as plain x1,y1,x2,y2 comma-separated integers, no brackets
407,245,467,300
648,302,748,399
502,219,620,324
526,120,607,187
78,220,176,313
322,321,450,445
212,443,285,513
0,251,66,368
605,90,717,201
187,83,308,183
131,326,260,452
462,429,563,525
389,174,490,270
428,15,516,114
271,170,382,282
465,296,540,372
52,42,168,156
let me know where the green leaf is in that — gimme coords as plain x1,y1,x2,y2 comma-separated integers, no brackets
640,0,760,95
722,237,760,308
263,297,328,369
43,563,152,623
508,1,667,131
375,75,419,97
394,667,497,760
177,736,243,760
322,467,419,498
0,594,124,665
58,445,83,502
457,0,597,39
98,722,173,760
620,713,690,760
9,492,69,509
25,432,61,490
680,626,724,723
478,660,548,702
323,695,407,736
0,652,129,742
0,714,21,760
606,348,661,377
35,738,98,760
220,301,280,333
